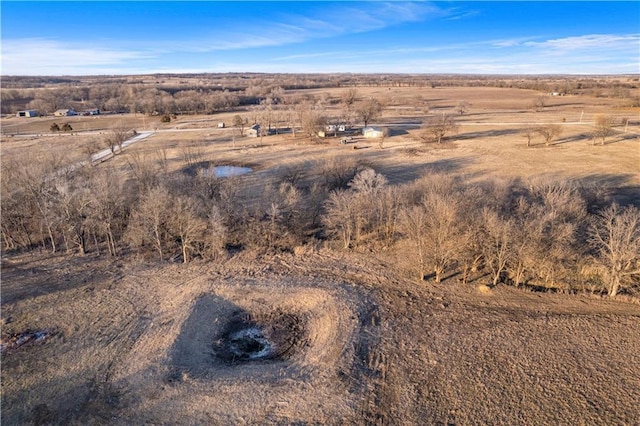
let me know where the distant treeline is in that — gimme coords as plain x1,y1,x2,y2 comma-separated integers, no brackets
2,73,638,114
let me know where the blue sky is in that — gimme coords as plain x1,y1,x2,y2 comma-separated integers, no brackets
2,1,638,75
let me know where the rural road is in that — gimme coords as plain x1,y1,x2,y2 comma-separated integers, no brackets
90,130,154,163
57,130,154,175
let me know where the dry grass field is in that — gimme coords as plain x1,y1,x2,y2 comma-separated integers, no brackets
2,84,639,424
2,251,639,424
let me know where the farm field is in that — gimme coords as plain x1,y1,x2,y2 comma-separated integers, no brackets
2,81,640,424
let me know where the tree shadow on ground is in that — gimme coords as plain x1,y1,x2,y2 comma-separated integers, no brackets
0,254,114,305
388,127,409,136
553,132,592,145
383,116,423,128
571,173,640,208
371,156,477,185
169,294,242,379
456,128,522,140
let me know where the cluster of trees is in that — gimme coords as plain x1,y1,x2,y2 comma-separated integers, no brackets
322,170,639,297
520,114,622,147
49,122,73,132
2,151,638,298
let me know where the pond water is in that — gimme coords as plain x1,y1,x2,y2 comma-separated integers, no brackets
202,165,253,178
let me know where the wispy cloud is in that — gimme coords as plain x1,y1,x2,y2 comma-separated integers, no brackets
1,38,152,75
193,1,442,52
444,9,480,21
523,34,639,51
492,37,532,48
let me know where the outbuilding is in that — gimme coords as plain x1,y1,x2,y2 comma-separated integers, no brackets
362,126,384,138
54,109,78,117
16,110,38,118
246,124,261,137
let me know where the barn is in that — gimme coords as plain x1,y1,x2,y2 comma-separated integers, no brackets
246,124,261,137
16,110,38,118
362,126,384,138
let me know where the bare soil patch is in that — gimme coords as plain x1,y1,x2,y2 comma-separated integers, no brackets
1,251,639,424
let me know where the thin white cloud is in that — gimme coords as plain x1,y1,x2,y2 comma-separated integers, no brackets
444,9,480,21
192,1,442,52
1,2,448,75
1,38,152,75
524,34,639,51
492,38,531,48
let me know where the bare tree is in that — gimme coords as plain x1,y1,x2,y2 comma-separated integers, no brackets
536,124,562,146
232,114,247,136
323,190,357,249
456,100,470,115
255,182,306,250
592,114,616,145
589,204,640,297
372,186,401,247
169,195,207,263
378,127,390,149
533,94,549,111
128,186,173,261
399,205,429,281
456,210,484,285
260,97,275,134
398,173,464,283
421,192,462,283
508,197,546,287
348,168,388,194
511,179,586,287
420,114,458,144
341,88,359,109
480,208,513,286
105,125,132,155
356,98,382,127
205,205,228,260
88,169,128,256
126,152,160,193
298,101,326,142
522,125,537,147
346,169,390,245
56,177,92,255
319,155,361,190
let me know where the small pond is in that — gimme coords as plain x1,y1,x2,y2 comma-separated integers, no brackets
202,165,253,178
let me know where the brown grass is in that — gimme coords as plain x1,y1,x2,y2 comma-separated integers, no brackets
2,85,639,424
1,251,639,424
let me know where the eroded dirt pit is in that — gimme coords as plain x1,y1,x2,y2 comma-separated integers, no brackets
168,290,318,381
214,309,307,362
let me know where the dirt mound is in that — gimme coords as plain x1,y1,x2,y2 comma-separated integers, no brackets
167,284,353,382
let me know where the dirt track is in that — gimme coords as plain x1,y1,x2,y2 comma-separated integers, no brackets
2,250,639,425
